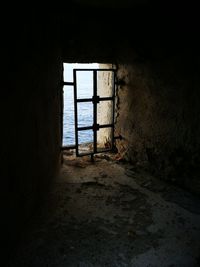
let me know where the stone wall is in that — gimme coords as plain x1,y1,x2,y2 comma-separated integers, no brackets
115,57,200,194
97,64,113,147
0,2,199,263
60,6,200,195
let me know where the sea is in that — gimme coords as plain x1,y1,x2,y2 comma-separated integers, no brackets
62,63,99,146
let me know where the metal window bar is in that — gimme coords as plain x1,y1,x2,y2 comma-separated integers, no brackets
62,68,117,158
73,69,79,157
93,70,97,154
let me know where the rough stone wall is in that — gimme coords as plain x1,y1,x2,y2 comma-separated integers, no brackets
97,64,113,146
60,5,200,195
0,13,62,259
0,2,198,263
116,57,200,194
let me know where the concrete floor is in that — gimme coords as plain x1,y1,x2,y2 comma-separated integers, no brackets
8,153,200,266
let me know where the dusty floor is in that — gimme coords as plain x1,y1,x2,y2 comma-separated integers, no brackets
8,152,200,267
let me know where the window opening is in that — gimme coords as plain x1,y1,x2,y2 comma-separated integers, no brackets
62,63,118,158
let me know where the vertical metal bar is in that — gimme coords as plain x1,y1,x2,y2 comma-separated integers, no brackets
60,65,64,162
73,69,79,156
93,70,97,154
60,75,64,149
111,70,116,149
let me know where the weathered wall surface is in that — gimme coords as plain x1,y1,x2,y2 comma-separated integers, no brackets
0,13,62,259
0,4,198,260
97,64,113,147
116,56,200,194
60,5,200,195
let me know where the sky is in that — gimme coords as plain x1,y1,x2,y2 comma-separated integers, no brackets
63,63,99,82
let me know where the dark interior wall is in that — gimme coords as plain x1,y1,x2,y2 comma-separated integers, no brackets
116,55,200,194
0,1,199,260
113,6,200,194
0,12,62,258
61,5,200,195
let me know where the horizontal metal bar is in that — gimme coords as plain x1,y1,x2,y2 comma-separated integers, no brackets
77,124,114,131
99,97,114,101
74,69,116,72
99,124,113,129
76,97,113,103
63,82,74,86
78,126,93,131
77,124,113,131
76,98,93,103
61,145,76,150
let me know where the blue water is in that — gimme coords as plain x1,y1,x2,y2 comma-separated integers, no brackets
62,63,99,146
